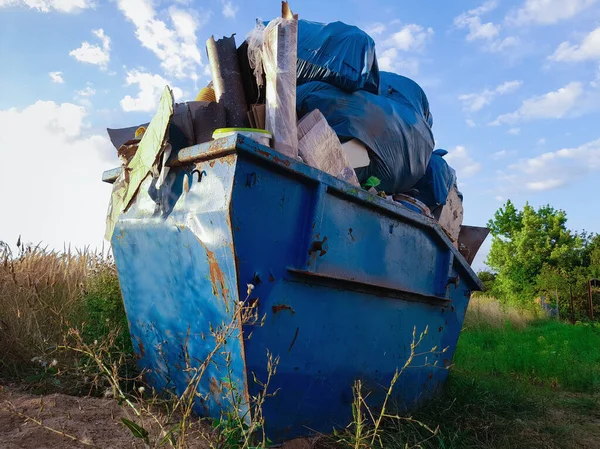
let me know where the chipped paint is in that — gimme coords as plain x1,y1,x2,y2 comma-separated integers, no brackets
272,304,295,315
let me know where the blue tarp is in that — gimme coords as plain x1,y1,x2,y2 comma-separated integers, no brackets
297,81,434,193
379,71,433,128
296,20,379,94
411,149,458,209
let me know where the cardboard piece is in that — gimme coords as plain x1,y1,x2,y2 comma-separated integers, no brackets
297,109,360,187
437,187,463,248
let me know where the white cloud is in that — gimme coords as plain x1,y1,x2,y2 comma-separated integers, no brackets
76,86,96,97
0,0,92,13
372,22,433,75
221,0,238,19
74,86,96,107
500,138,600,192
459,80,522,112
490,82,584,125
455,2,519,52
466,118,476,127
116,0,206,80
384,24,434,52
69,28,110,70
444,145,482,178
495,80,523,94
495,195,504,201
538,138,546,145
49,71,64,83
507,0,598,26
454,1,500,42
487,36,520,52
491,150,517,160
120,69,183,112
508,127,521,135
377,48,421,76
0,100,114,250
549,27,600,62
366,22,386,36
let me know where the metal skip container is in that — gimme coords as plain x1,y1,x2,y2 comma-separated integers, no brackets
103,134,483,441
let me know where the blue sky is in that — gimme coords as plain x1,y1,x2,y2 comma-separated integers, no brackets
1,0,600,271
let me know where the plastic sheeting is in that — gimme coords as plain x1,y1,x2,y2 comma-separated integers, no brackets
262,2,299,158
411,149,457,209
379,71,433,128
296,81,434,193
295,20,379,94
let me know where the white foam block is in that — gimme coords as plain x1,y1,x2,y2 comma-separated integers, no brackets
341,139,370,168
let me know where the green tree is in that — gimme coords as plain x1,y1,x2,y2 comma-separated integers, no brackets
486,201,581,306
476,270,496,292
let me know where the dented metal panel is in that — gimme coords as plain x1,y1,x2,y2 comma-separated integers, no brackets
105,135,482,442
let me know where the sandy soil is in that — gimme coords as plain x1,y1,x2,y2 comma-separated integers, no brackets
0,386,319,449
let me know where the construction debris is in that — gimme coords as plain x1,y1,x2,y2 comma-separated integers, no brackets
262,1,299,159
207,34,249,127
103,1,482,264
105,86,174,241
297,109,359,186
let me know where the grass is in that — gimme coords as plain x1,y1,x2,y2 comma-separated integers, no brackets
378,296,600,449
0,241,131,394
2,244,600,448
456,319,600,392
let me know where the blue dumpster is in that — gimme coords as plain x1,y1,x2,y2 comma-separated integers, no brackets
103,134,483,441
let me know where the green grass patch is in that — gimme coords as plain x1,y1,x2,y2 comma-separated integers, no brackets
455,320,600,392
371,307,600,449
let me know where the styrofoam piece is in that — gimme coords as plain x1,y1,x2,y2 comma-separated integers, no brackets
341,139,370,168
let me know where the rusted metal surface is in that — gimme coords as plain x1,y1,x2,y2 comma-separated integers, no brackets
458,225,490,265
106,134,483,443
272,304,295,315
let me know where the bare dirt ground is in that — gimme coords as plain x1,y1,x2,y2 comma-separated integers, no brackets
0,386,317,449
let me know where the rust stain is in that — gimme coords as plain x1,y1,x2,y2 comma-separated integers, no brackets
288,327,299,353
209,160,215,168
269,274,275,283
275,156,291,167
209,377,222,406
222,154,236,165
256,149,291,167
451,305,455,312
272,304,295,315
438,326,443,332
206,248,229,306
209,376,219,395
137,339,145,357
428,372,433,380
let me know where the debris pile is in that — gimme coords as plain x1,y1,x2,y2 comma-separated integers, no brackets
106,1,481,260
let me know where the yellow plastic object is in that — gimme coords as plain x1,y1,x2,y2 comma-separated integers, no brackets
135,126,146,139
213,128,272,147
195,87,216,103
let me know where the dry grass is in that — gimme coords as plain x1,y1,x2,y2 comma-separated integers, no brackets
464,295,542,330
0,240,126,386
